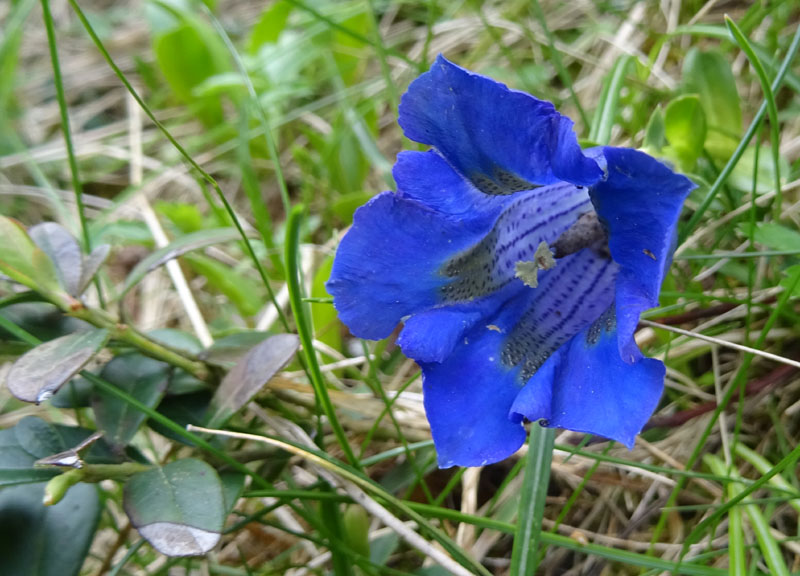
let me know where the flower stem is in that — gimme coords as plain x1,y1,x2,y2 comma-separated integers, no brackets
510,423,555,576
67,304,209,381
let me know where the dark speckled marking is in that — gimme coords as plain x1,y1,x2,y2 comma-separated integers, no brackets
502,257,615,379
470,167,539,196
441,185,591,301
586,305,616,345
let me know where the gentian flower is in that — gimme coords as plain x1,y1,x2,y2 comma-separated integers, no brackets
328,56,695,468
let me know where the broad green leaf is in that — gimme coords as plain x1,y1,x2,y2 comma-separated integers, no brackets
781,265,800,296
206,333,298,427
120,228,246,298
185,254,262,317
728,145,790,194
664,94,707,171
200,330,272,366
248,0,291,53
28,222,83,297
0,417,121,487
93,354,170,448
683,49,742,159
752,222,800,251
78,244,110,294
148,391,211,445
220,471,245,515
311,255,341,354
5,329,109,404
155,201,205,233
0,215,62,296
642,106,665,155
0,482,100,576
124,458,225,556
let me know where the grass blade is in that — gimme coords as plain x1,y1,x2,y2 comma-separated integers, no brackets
510,425,555,575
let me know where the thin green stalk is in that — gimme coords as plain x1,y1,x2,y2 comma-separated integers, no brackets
407,503,727,576
510,424,555,576
680,23,800,240
725,17,782,215
200,3,291,216
66,0,289,333
365,0,399,111
589,55,632,145
282,0,421,71
530,0,589,128
705,455,746,576
40,0,105,306
40,0,90,254
672,270,800,560
285,205,359,470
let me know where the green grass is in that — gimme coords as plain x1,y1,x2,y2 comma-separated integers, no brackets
1,1,799,575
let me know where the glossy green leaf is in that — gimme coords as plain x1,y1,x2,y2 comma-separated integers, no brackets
123,458,225,556
683,49,742,159
5,329,109,404
0,482,100,576
93,354,170,448
206,333,298,427
664,94,707,171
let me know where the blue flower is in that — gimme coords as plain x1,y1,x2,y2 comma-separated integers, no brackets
327,56,695,468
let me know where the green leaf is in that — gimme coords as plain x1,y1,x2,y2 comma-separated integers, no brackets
0,215,62,297
0,417,120,487
664,94,707,171
200,330,272,366
248,0,291,53
119,228,246,298
28,222,83,297
642,105,666,155
123,458,225,556
5,329,109,404
780,265,800,297
93,354,170,448
206,333,298,427
311,255,341,355
0,482,100,576
683,49,742,159
752,222,800,251
155,201,205,233
728,145,790,194
185,253,263,317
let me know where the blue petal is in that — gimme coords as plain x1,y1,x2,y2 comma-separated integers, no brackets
394,150,509,219
399,55,603,191
421,247,618,467
327,192,491,340
589,148,695,361
512,312,665,448
419,294,532,468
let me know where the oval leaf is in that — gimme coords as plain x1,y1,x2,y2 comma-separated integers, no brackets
0,215,62,296
92,354,169,448
29,222,84,297
124,458,225,557
79,244,110,294
207,333,299,427
119,228,246,298
5,329,109,403
0,482,101,576
664,94,707,171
